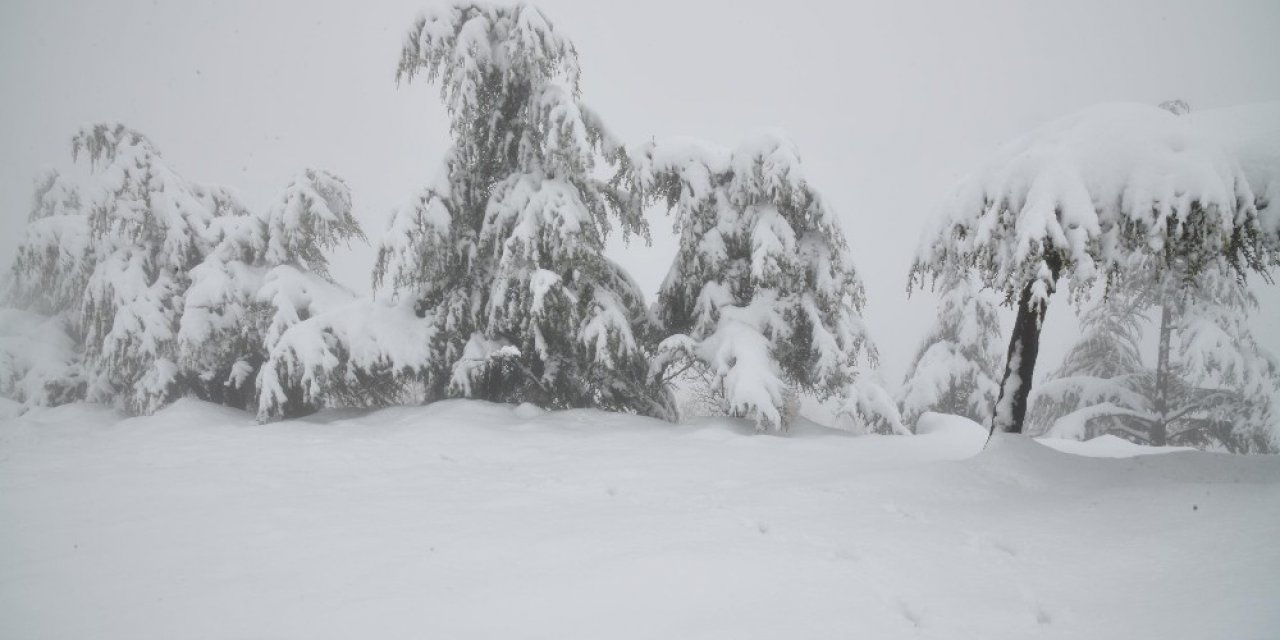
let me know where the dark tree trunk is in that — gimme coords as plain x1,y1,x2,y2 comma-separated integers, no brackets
989,255,1062,437
1151,301,1173,446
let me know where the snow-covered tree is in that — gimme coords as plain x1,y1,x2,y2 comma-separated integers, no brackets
911,103,1275,437
6,171,92,318
2,124,363,417
1032,257,1278,453
364,3,672,419
73,124,227,414
898,272,1002,429
633,134,899,433
180,170,364,412
1,172,91,409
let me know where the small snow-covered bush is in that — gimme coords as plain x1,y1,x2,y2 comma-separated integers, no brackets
257,298,438,420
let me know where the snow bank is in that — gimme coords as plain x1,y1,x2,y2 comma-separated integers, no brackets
914,410,986,437
1038,433,1194,458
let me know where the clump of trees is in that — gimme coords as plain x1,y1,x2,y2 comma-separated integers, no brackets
1,124,366,417
3,2,898,435
3,8,1274,449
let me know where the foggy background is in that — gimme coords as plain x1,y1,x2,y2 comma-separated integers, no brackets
2,0,1277,389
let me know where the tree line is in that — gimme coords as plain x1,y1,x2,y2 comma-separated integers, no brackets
2,3,1276,451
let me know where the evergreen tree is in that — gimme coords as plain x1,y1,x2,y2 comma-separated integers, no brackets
74,124,223,415
898,272,1002,429
1032,256,1278,453
635,134,899,433
180,170,364,412
911,104,1274,437
367,3,672,418
1,171,91,408
7,171,92,318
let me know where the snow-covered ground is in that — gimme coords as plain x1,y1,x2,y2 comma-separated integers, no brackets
2,401,1277,639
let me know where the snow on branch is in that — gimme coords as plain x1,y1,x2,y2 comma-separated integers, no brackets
911,103,1271,306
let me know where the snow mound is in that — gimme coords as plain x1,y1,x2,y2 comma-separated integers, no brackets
1038,434,1194,458
0,397,21,420
980,433,1280,487
513,402,546,419
914,411,985,437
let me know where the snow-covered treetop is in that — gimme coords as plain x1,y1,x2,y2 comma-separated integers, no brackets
1191,102,1280,242
397,4,630,181
71,123,152,169
633,131,866,333
377,2,644,304
71,123,218,275
28,170,83,222
911,103,1272,306
399,3,578,123
398,2,580,98
262,169,365,278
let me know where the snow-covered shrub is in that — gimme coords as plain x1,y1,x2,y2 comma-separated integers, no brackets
898,272,1002,429
911,103,1275,435
257,298,438,420
1,123,364,417
0,309,85,409
73,124,224,415
180,170,364,412
1,171,92,410
370,3,673,419
633,133,899,433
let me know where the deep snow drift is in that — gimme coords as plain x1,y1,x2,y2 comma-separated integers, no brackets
1,401,1277,639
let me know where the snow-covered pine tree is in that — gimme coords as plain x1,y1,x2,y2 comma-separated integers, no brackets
1032,256,1278,453
369,3,672,418
74,123,222,415
897,271,1002,429
634,134,900,433
0,171,92,408
1027,281,1149,439
7,171,92,318
180,170,364,412
910,103,1275,437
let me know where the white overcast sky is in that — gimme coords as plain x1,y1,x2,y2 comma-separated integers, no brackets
2,0,1278,386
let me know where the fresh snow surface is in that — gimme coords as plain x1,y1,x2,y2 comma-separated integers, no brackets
2,400,1278,639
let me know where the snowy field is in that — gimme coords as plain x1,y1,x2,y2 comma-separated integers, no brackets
2,400,1278,639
